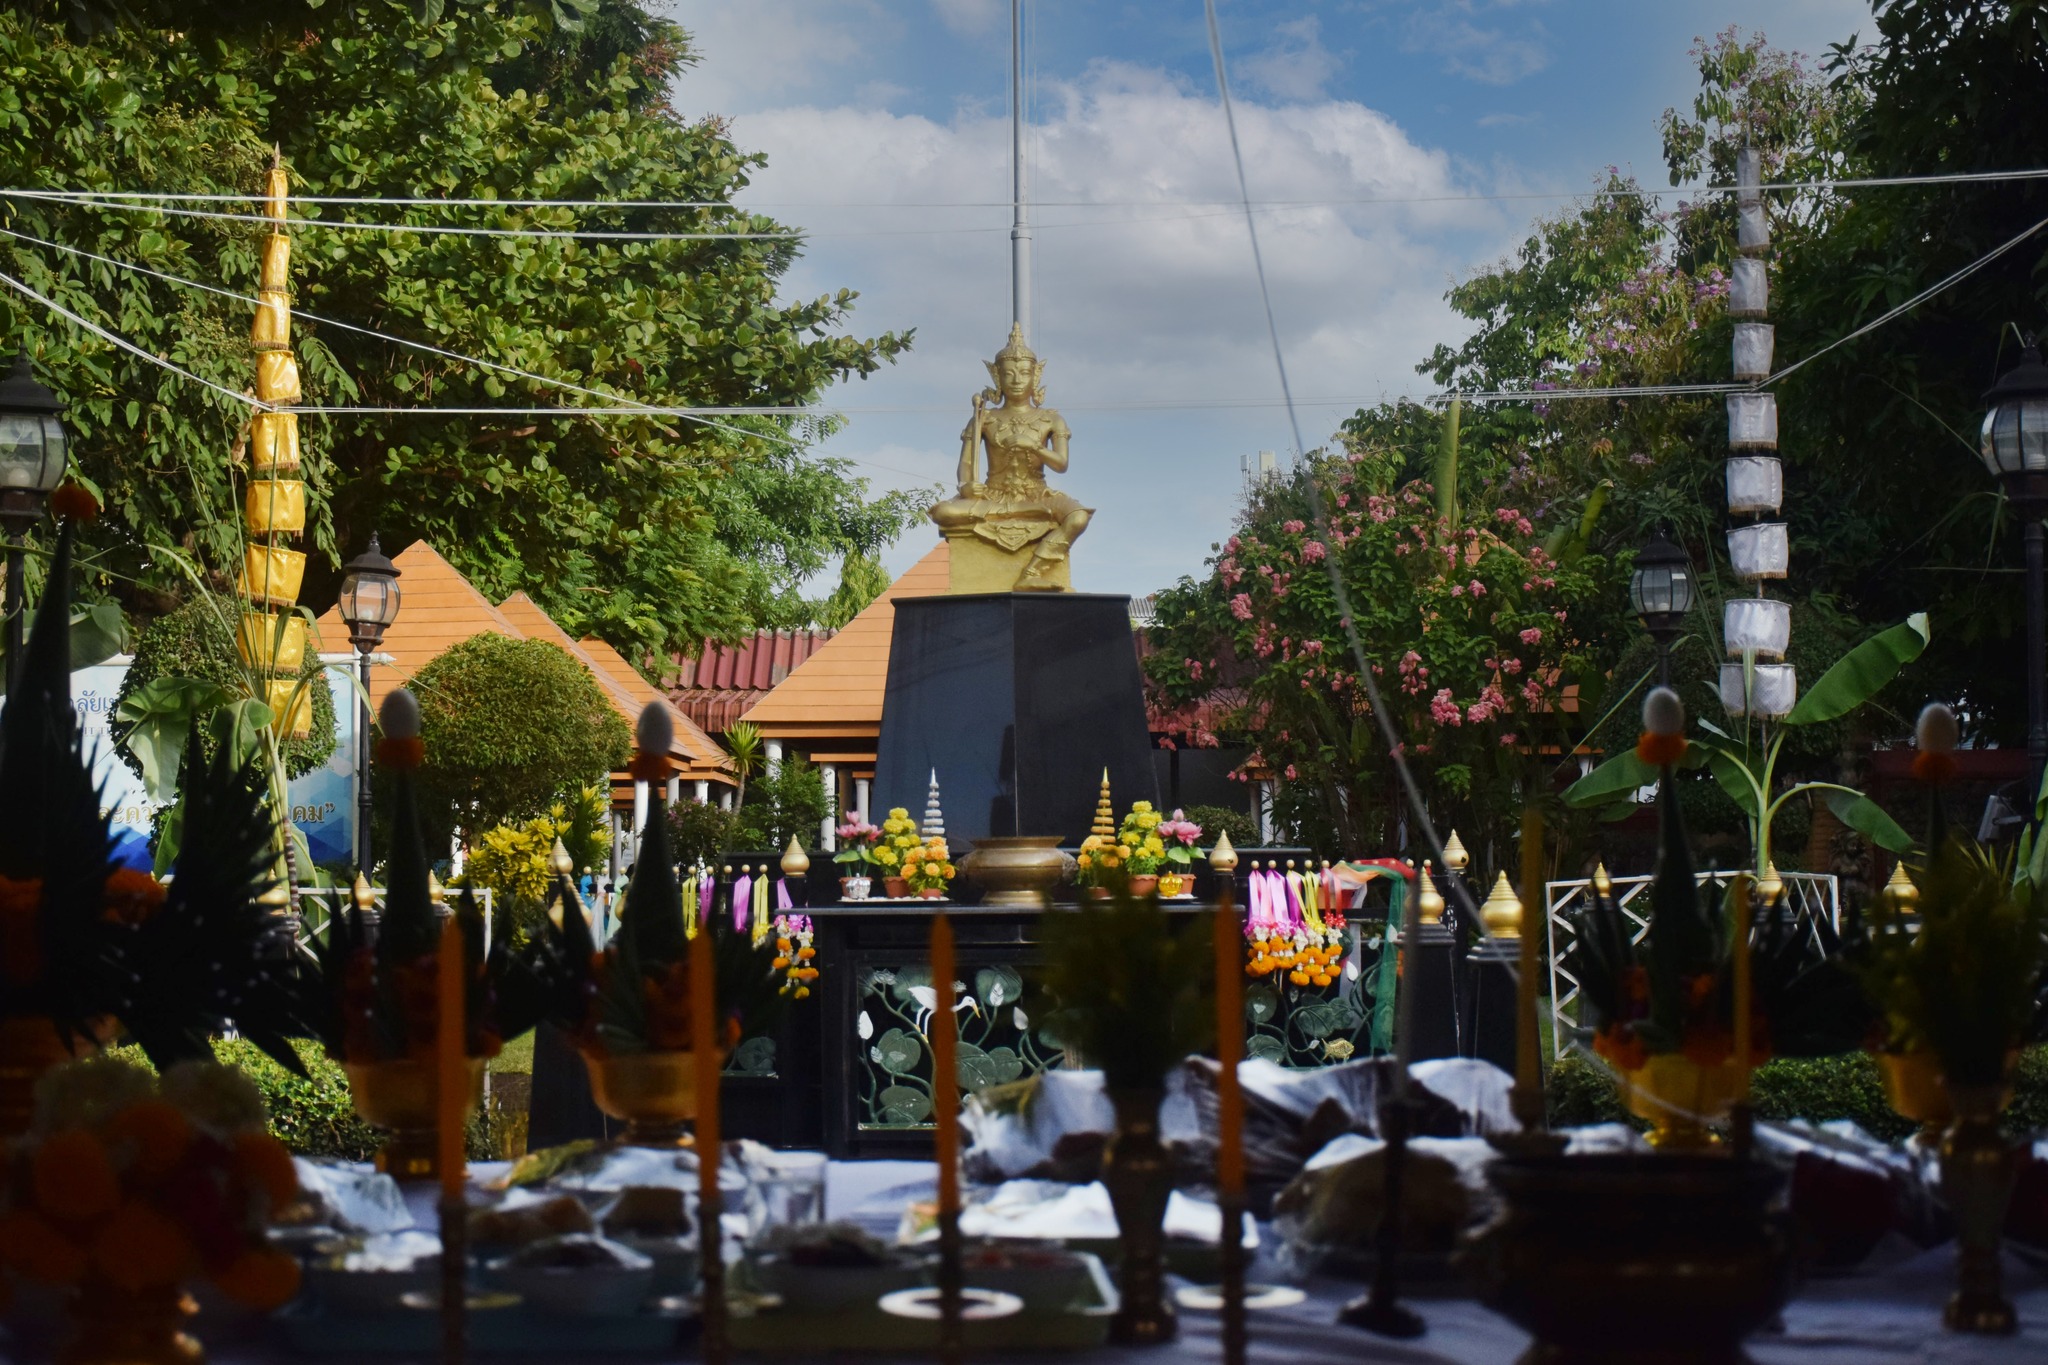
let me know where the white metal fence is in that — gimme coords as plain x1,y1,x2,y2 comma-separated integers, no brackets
291,885,497,955
1544,870,1839,1056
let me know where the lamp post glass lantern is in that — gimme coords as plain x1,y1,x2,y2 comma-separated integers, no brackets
337,533,401,877
0,352,70,691
1981,336,2048,799
1630,527,1695,684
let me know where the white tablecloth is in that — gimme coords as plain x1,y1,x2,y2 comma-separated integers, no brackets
58,1159,2048,1363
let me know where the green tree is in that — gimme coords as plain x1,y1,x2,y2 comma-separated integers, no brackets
410,633,630,844
0,0,917,659
735,755,827,852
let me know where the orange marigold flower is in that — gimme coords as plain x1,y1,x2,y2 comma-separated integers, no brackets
1621,965,1650,1007
1591,1025,1649,1073
213,1247,302,1309
0,1208,87,1283
1911,750,1958,786
50,481,100,523
1635,731,1688,767
1684,973,1717,1009
0,873,45,986
106,1100,193,1182
1680,1027,1733,1069
230,1131,299,1209
34,1129,119,1223
92,1201,197,1291
101,867,168,926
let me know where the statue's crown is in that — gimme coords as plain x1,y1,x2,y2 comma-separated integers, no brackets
993,323,1037,364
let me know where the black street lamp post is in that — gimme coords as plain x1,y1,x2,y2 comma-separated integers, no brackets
337,533,401,876
1630,526,1696,685
0,353,71,693
1980,336,2048,802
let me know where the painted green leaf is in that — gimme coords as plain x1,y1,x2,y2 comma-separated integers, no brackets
1245,982,1280,1024
874,1027,922,1076
1246,1035,1287,1063
1786,613,1931,725
730,1035,777,1075
878,1085,933,1125
974,966,1022,1012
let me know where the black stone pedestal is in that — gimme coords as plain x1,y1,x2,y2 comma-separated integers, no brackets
1467,941,1520,1073
873,593,1158,851
1402,922,1463,1062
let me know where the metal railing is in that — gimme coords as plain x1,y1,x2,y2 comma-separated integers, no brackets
290,885,497,956
1544,870,1839,1056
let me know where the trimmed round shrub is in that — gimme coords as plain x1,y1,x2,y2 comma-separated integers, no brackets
412,633,632,843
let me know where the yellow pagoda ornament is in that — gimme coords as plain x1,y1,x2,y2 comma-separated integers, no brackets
1481,872,1524,938
1416,862,1446,926
1090,768,1115,841
237,152,312,738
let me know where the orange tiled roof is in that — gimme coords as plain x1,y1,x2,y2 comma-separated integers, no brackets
310,542,521,714
738,543,949,739
310,541,734,788
576,632,729,779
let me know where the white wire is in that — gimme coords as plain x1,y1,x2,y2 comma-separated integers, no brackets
10,165,2048,211
0,266,264,410
1204,0,1477,940
0,193,797,241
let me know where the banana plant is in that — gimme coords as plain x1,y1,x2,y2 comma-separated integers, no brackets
1565,613,1930,873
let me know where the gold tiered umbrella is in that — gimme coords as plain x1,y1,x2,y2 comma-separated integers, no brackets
238,154,312,738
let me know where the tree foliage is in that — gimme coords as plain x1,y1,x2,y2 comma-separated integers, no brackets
0,0,917,658
112,597,337,782
410,633,630,843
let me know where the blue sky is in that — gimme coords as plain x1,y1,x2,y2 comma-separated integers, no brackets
661,0,1871,595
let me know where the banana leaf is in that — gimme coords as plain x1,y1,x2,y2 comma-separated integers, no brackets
1563,742,1703,809
1785,613,1930,726
1823,789,1915,855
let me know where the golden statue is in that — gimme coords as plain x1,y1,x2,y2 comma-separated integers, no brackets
929,325,1092,593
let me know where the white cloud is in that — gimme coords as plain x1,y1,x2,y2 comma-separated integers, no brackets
716,60,1513,591
929,0,1004,37
1374,0,1553,86
1238,16,1345,102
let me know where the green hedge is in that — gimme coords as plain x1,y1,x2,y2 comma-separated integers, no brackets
1548,1046,2048,1141
110,1039,508,1161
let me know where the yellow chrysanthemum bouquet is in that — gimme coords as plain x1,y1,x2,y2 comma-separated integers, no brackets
1117,801,1168,876
903,837,956,896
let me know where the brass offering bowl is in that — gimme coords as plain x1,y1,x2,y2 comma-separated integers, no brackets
585,1048,713,1147
960,836,1072,907
345,1057,485,1181
1465,1153,1791,1365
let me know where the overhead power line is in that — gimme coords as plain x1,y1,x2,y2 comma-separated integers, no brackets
7,165,2048,212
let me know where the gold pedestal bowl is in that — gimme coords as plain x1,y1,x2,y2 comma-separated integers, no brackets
585,1049,715,1148
960,836,1072,907
345,1057,485,1182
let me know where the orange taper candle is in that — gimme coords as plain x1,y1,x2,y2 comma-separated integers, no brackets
436,914,466,1200
929,913,959,1216
1212,889,1245,1200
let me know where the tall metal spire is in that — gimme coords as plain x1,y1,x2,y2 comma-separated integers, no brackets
1009,0,1032,344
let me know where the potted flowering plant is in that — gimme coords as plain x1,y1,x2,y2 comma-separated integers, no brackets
1155,810,1204,897
1075,836,1126,895
874,808,921,898
1116,802,1169,897
902,837,955,899
0,1056,307,1362
832,816,881,900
